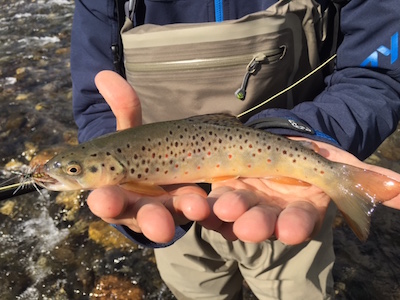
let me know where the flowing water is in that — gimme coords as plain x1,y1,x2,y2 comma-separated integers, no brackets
0,1,399,299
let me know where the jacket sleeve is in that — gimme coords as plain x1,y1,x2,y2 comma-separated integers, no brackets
71,0,120,143
249,0,400,160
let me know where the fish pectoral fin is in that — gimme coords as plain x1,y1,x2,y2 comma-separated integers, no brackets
264,176,311,187
119,182,167,196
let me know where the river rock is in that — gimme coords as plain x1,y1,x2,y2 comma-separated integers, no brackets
90,275,144,300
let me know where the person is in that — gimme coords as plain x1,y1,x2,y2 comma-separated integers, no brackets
70,0,400,299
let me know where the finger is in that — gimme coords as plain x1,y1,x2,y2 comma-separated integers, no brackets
95,70,142,130
172,192,210,222
275,201,320,245
233,205,280,243
87,186,128,219
197,187,232,230
213,188,261,222
136,199,176,243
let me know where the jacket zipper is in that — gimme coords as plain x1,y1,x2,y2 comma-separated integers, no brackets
214,0,224,22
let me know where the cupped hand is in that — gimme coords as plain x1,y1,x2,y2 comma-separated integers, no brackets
208,138,400,245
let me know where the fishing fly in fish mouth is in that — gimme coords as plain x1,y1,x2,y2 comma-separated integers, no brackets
30,113,400,241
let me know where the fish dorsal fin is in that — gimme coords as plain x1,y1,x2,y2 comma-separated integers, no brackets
185,114,243,127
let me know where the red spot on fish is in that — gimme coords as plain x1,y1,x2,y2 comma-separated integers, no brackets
320,170,325,174
188,152,192,157
207,151,211,156
267,159,272,163
185,171,188,175
249,144,253,148
228,154,232,159
165,154,169,158
258,149,262,153
197,166,201,170
216,164,220,168
175,164,179,168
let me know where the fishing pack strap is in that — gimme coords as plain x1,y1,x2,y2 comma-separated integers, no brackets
121,0,341,124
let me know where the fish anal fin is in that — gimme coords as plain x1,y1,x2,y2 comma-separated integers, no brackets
266,176,311,187
120,182,167,196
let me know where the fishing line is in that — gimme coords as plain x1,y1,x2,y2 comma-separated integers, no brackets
237,54,337,119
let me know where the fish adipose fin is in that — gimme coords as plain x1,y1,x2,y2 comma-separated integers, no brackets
331,164,400,241
120,182,167,196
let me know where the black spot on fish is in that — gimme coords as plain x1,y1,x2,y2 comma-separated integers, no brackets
142,146,146,151
90,153,97,157
110,166,115,171
106,152,111,156
130,168,135,174
89,166,98,173
134,154,138,159
127,143,131,148
117,148,122,153
138,174,142,179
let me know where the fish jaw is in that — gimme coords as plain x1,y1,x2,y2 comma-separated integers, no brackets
32,166,86,191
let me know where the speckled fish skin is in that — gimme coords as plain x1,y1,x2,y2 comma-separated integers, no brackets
37,114,400,240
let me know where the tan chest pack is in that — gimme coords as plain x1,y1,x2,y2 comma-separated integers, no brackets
121,0,340,123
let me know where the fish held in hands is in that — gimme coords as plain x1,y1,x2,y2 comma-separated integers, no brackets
34,114,400,241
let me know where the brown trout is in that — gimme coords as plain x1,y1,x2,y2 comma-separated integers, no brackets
34,114,400,240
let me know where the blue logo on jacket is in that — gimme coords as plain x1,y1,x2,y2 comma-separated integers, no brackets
361,32,398,67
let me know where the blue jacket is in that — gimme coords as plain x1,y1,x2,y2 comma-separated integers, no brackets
71,0,400,247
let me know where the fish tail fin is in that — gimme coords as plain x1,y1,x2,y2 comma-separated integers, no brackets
329,164,400,241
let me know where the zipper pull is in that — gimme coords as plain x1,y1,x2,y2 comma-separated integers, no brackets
235,53,267,101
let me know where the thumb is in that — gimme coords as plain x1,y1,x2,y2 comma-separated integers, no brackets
95,70,142,130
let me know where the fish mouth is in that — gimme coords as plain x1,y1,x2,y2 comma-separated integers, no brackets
32,173,59,187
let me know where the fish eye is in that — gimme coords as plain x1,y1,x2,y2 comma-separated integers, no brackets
66,162,82,176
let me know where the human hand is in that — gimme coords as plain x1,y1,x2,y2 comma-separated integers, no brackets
89,71,211,243
206,138,400,245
